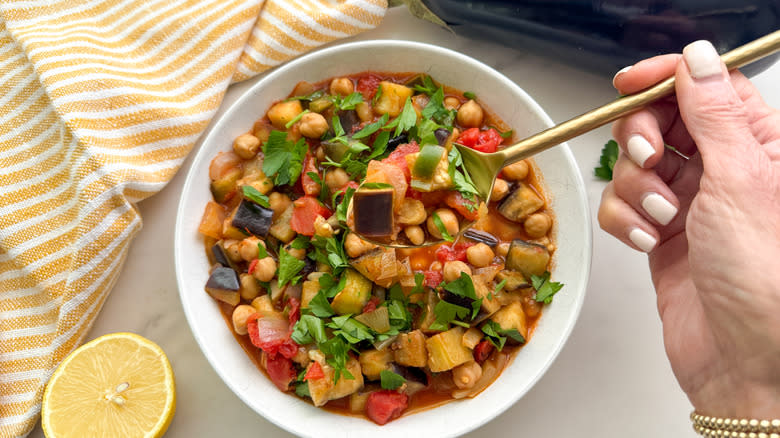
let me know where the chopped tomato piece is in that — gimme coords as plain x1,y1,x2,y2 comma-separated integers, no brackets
277,338,299,360
247,259,259,275
457,128,503,153
473,339,494,364
291,196,332,236
356,74,382,100
366,390,409,425
335,181,359,198
304,362,325,381
287,297,301,326
266,355,297,392
382,142,419,182
435,242,474,264
301,153,321,196
423,270,443,289
444,191,480,221
362,296,382,314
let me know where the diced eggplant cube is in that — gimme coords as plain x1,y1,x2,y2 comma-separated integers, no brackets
338,110,360,134
392,330,428,368
505,239,550,279
211,243,231,267
231,199,274,237
495,270,531,291
352,189,394,238
205,266,240,306
386,133,408,152
439,289,475,309
464,229,499,247
497,182,544,223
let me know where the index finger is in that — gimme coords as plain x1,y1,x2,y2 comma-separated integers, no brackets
613,54,682,94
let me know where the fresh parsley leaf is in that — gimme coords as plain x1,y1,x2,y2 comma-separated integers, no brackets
331,92,364,111
292,314,328,345
431,211,454,242
308,291,335,318
352,113,389,140
421,87,455,126
295,381,311,397
327,315,375,344
531,271,564,304
595,139,619,181
380,370,406,390
383,97,417,137
410,272,425,296
463,91,476,100
262,130,308,187
443,272,477,300
320,336,354,383
503,328,525,344
412,75,438,96
318,273,347,299
285,109,310,129
415,118,442,146
429,300,470,331
489,279,507,300
361,182,393,190
257,242,268,259
285,89,325,102
335,187,355,223
277,247,305,288
241,185,270,208
481,320,507,350
447,146,480,201
372,84,383,105
310,235,349,274
489,126,513,139
289,235,311,250
367,130,391,160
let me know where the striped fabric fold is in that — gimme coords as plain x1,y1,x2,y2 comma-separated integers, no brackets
0,1,387,436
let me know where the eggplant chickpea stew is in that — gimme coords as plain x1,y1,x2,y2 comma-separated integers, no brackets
198,73,563,425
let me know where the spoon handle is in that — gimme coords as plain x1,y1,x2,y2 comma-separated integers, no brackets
499,29,780,166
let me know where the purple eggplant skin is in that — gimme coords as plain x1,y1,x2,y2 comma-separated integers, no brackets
231,199,274,237
464,229,499,247
211,243,232,267
434,128,450,146
205,266,240,293
338,110,360,133
352,190,394,238
439,288,475,309
386,133,408,152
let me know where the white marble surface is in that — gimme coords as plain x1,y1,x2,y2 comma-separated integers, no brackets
28,7,780,438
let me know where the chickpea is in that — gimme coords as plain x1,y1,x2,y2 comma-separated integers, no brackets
502,160,529,181
239,273,261,301
268,192,292,217
324,168,350,192
524,213,552,238
355,102,373,122
239,237,262,261
252,257,277,282
456,99,483,128
223,240,242,263
443,260,471,283
233,133,261,159
397,198,426,225
315,146,326,162
466,243,494,268
426,208,459,240
443,96,461,110
345,233,376,258
429,261,443,272
253,121,272,145
329,77,354,96
491,178,510,202
232,304,256,335
314,215,334,238
267,100,303,129
298,112,328,139
495,242,510,258
452,361,483,389
404,225,425,246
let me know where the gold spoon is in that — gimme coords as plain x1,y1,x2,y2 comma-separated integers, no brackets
355,29,780,248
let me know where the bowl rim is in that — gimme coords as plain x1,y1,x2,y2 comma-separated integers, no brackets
174,39,592,437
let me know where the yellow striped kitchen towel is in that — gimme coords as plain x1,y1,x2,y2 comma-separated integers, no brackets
0,1,386,436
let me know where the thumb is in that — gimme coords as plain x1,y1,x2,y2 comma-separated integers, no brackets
676,40,761,170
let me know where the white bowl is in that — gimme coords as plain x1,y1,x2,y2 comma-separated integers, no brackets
175,40,591,438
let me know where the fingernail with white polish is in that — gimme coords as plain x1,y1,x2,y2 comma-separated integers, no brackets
683,40,722,80
627,134,654,167
629,228,657,253
641,193,678,226
612,65,632,87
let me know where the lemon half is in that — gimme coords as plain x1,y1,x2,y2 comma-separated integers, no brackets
42,332,176,438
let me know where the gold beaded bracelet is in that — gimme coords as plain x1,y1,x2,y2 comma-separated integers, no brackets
691,411,780,438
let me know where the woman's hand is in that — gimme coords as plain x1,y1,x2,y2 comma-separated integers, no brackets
598,40,780,417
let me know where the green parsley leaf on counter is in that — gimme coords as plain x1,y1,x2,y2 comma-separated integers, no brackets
380,370,406,390
594,139,619,181
531,271,564,304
